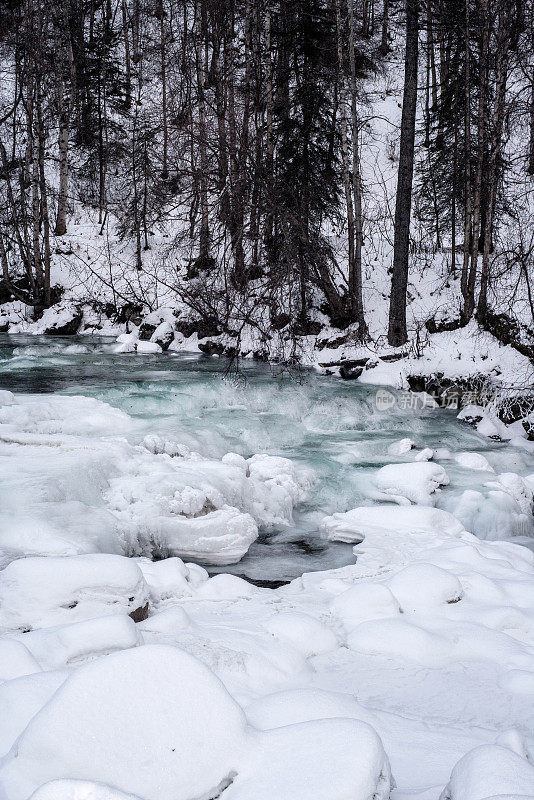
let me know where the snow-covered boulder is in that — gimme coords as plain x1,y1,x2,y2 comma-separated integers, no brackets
0,644,249,800
263,611,338,658
29,781,144,800
387,563,463,613
11,615,142,670
150,321,174,350
322,505,465,544
0,639,41,682
136,557,208,603
329,584,401,630
439,744,534,800
136,340,162,354
223,717,392,800
387,438,415,456
0,671,68,758
373,462,450,505
454,452,494,472
0,554,149,632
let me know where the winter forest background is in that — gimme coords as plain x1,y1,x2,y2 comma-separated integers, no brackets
0,0,532,346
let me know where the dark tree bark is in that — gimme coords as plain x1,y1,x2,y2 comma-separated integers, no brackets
388,0,419,347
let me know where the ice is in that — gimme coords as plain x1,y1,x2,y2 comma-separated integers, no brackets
439,744,534,800
373,462,450,505
0,554,148,632
0,644,249,800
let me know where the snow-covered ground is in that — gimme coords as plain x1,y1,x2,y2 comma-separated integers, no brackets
0,339,533,800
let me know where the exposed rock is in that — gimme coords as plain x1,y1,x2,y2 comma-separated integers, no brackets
198,339,225,356
129,602,149,623
340,364,363,380
425,316,463,334
316,333,350,350
271,312,291,331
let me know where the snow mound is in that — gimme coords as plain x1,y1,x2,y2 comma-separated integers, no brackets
29,780,145,800
454,452,494,472
387,564,463,613
0,639,41,682
11,615,142,669
136,557,208,603
0,671,67,758
387,438,415,455
0,644,249,800
373,462,450,505
322,505,464,544
329,584,401,630
263,611,338,658
0,554,148,632
223,717,392,800
439,744,534,800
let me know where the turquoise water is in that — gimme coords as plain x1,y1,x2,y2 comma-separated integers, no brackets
1,334,532,581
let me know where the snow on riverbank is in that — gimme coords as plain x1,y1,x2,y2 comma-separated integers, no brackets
0,379,534,798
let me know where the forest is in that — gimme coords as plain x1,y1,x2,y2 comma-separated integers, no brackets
0,0,532,363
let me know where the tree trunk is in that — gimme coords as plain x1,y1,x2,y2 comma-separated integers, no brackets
388,0,419,347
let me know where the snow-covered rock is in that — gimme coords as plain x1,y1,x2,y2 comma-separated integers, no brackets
454,452,494,472
322,505,465,544
29,780,145,800
150,321,174,350
329,583,401,630
0,644,249,800
439,744,534,800
136,340,162,354
373,462,450,505
0,554,149,632
0,639,41,682
387,563,463,613
387,438,415,456
263,611,338,658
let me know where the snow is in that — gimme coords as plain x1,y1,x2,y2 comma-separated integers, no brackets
29,780,145,800
0,554,148,632
439,744,534,800
0,353,533,800
0,644,249,800
0,639,41,682
454,452,494,472
373,462,450,505
387,563,463,612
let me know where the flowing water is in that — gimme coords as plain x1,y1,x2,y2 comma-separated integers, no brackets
1,333,533,582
